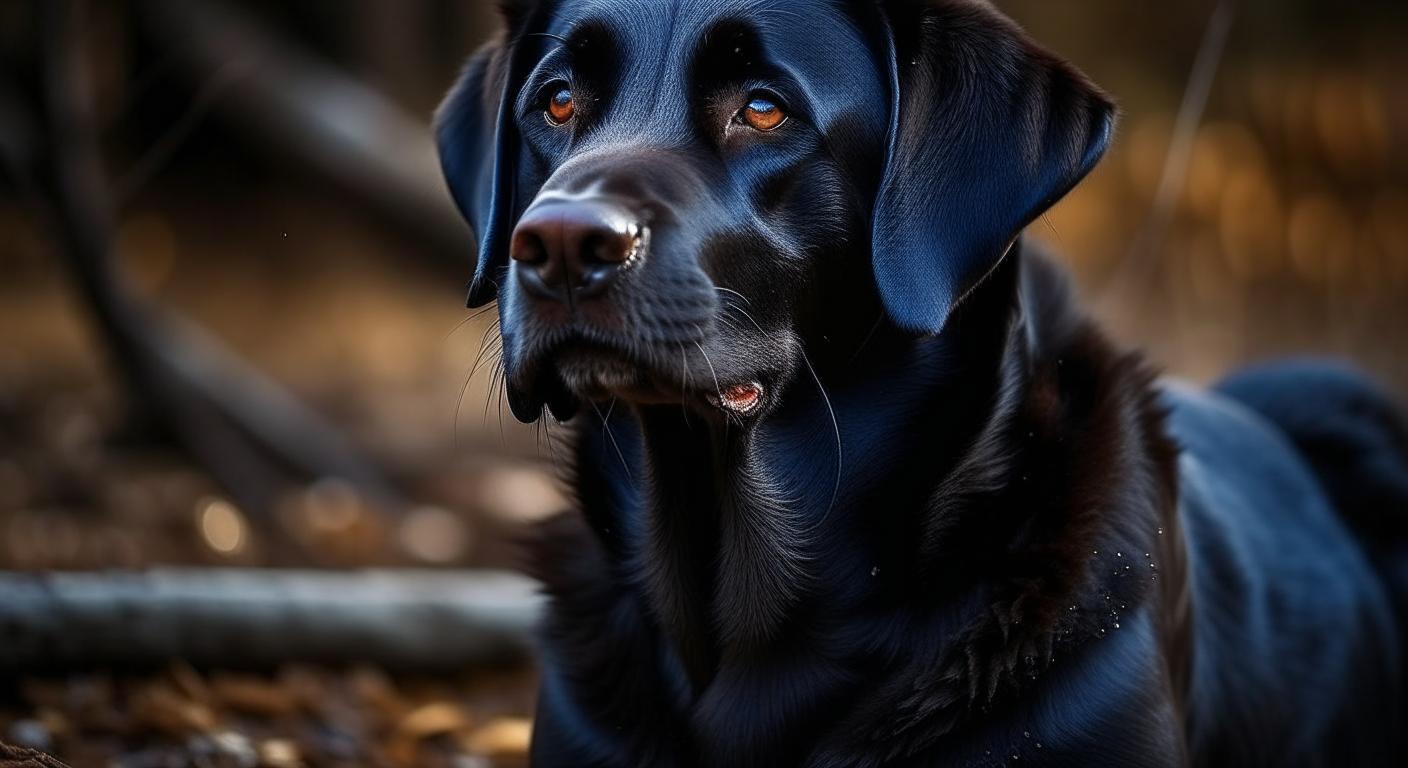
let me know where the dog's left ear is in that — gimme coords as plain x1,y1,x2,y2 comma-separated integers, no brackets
871,0,1115,335
437,0,552,308
435,36,517,308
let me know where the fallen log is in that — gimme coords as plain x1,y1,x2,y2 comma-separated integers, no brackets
0,569,542,674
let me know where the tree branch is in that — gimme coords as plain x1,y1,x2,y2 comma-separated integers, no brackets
31,0,401,523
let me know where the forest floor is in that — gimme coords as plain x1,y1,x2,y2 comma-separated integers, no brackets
1,193,550,767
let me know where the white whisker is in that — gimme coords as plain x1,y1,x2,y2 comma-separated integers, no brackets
591,399,634,481
801,347,843,525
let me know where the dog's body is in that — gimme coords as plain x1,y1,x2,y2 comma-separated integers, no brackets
530,252,1407,767
435,1,1408,764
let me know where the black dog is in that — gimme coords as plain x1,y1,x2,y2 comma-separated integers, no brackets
435,1,1408,764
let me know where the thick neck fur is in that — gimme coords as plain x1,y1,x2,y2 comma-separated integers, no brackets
532,244,1182,760
620,257,1020,688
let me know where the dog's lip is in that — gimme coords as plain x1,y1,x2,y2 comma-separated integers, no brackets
707,381,765,415
514,335,766,415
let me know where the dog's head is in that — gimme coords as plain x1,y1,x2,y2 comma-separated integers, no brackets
437,0,1113,423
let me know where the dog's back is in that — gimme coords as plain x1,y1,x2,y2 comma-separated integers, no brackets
1163,365,1408,764
1218,360,1408,585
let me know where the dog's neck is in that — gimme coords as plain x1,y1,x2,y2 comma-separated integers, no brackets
560,247,1180,706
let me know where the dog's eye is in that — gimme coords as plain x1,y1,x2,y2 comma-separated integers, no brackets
739,96,786,132
545,87,575,126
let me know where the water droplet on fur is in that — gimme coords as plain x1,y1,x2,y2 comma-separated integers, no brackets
1157,527,1165,536
1115,552,1123,558
870,566,880,577
1023,731,1031,738
1035,742,1043,749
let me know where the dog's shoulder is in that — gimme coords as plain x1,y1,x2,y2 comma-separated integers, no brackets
809,245,1187,763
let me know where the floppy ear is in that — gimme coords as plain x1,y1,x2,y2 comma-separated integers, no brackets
436,0,558,309
435,37,518,308
871,0,1115,335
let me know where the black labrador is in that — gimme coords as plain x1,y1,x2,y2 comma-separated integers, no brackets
435,1,1408,765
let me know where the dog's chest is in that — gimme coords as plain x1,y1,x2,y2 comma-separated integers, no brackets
674,649,857,763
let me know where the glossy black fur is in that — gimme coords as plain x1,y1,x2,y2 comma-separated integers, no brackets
435,1,1408,765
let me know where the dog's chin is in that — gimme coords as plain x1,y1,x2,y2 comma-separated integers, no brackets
507,343,679,424
553,348,677,401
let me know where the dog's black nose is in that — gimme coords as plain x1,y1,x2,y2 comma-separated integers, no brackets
511,199,644,303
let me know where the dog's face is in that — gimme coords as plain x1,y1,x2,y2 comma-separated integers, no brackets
438,0,1115,423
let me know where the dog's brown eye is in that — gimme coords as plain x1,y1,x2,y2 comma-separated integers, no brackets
740,97,785,131
546,87,575,125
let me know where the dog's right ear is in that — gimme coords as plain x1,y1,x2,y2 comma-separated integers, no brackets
435,4,539,308
868,0,1115,336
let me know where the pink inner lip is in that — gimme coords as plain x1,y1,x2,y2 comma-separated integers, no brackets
714,382,763,414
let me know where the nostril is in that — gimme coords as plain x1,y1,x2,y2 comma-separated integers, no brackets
582,232,626,266
511,232,549,266
511,227,564,301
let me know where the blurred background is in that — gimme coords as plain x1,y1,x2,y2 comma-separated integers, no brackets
0,0,1404,765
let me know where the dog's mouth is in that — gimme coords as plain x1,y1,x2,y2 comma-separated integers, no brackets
508,335,768,422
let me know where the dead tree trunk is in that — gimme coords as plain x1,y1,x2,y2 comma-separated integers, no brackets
28,0,401,528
